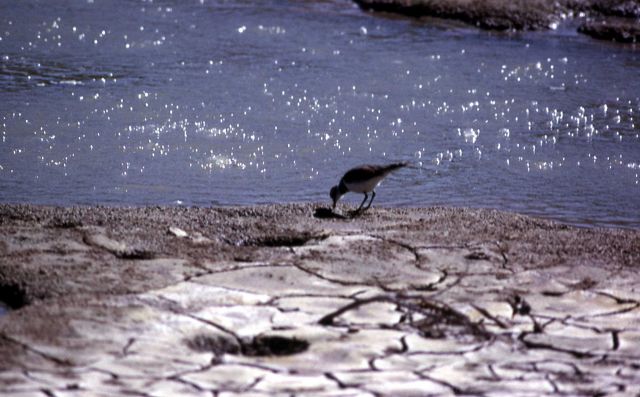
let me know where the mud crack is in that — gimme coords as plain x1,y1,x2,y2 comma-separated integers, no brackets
319,293,491,342
186,333,309,357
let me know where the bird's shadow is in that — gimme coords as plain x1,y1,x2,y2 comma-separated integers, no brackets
313,207,365,220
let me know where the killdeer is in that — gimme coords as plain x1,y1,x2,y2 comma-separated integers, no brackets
330,162,408,212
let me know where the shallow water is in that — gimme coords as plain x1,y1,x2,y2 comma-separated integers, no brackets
1,0,639,228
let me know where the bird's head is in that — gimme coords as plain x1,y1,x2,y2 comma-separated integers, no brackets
329,185,341,209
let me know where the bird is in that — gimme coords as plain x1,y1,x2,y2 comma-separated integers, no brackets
329,162,408,212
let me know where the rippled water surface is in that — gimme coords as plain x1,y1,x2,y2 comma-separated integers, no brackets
1,0,639,228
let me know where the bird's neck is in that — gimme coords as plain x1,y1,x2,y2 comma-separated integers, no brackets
338,180,349,194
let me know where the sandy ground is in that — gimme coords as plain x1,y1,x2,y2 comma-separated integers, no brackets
1,204,639,396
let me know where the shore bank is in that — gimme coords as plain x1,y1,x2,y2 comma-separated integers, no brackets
1,204,639,396
353,0,640,42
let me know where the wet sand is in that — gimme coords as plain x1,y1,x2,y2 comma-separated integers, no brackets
1,204,639,396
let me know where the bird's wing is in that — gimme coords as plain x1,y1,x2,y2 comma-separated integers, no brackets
340,163,406,190
342,165,381,184
343,163,407,181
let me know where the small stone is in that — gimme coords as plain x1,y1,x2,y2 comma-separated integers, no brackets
168,226,188,238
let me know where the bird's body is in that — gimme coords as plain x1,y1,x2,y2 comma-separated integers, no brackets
341,165,390,193
330,162,407,211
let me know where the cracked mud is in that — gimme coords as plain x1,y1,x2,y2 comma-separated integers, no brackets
1,204,639,396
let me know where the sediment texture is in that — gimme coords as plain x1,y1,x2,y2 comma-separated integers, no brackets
1,204,639,396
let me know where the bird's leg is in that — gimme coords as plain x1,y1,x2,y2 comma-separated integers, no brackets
363,191,376,210
356,193,368,212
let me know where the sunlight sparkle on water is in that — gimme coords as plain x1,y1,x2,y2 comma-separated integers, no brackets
0,1,638,227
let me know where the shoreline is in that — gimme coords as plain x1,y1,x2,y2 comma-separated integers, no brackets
1,200,636,230
353,0,640,43
1,203,639,395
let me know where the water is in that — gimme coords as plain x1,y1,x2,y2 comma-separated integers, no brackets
1,0,639,229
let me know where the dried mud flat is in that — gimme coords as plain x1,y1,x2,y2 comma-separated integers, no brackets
0,204,639,397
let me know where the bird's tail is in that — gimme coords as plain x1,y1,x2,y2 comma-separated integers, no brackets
384,161,409,172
